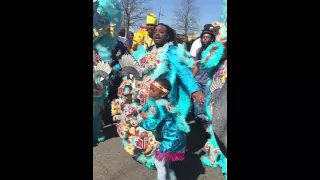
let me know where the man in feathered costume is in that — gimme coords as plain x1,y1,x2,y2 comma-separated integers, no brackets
131,13,157,52
190,25,227,179
93,0,122,144
197,1,227,179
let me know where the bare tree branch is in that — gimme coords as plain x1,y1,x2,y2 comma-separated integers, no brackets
172,0,200,36
121,0,153,36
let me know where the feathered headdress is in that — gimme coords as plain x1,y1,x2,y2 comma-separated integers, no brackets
209,0,227,44
93,0,123,63
212,21,227,44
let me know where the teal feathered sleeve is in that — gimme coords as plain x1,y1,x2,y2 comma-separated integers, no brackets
167,47,200,94
175,44,196,68
201,42,224,69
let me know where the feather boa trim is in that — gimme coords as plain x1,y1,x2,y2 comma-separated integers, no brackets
175,44,196,68
133,43,172,80
173,86,191,133
201,137,227,179
154,99,190,133
150,43,172,79
132,45,148,62
135,153,156,170
96,0,122,37
201,42,224,69
94,43,113,63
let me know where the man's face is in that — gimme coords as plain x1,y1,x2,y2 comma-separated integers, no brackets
119,28,125,37
153,25,168,46
146,24,156,38
129,33,134,40
201,33,213,46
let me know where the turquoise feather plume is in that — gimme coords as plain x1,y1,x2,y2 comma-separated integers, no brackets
132,45,148,61
201,42,224,69
173,85,191,133
135,153,156,170
94,39,113,63
150,43,172,79
200,137,227,179
93,0,122,63
133,43,171,80
156,97,191,133
121,139,156,169
175,44,195,68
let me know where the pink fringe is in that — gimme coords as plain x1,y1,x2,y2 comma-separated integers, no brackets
155,151,185,163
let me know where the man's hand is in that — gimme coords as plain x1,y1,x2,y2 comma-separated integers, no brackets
191,91,205,104
141,111,148,120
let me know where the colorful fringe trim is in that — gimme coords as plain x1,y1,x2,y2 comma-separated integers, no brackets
155,151,185,163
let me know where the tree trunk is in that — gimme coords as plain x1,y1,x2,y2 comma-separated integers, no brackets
184,25,188,37
125,17,130,38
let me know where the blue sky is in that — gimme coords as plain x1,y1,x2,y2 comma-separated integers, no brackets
144,0,224,35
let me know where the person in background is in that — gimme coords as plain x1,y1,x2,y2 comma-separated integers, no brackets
112,28,128,65
108,30,128,102
143,12,157,49
118,27,127,43
191,28,218,130
124,31,134,54
113,40,126,61
131,12,157,51
190,24,214,59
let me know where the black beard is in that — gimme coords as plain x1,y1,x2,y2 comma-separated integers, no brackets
148,31,154,38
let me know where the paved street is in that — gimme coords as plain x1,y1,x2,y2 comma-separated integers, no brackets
93,115,225,180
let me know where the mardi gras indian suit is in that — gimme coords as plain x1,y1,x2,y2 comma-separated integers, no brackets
199,42,227,180
112,40,228,172
93,0,122,143
200,21,227,179
111,42,202,169
191,1,228,178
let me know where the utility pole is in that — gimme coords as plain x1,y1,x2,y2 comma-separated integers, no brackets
158,7,162,24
